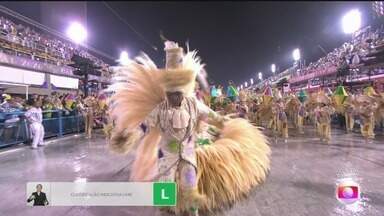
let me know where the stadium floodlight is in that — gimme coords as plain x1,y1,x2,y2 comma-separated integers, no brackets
245,81,248,87
66,22,88,44
271,64,276,73
118,51,130,66
292,48,301,61
258,72,263,80
250,78,254,85
342,9,362,34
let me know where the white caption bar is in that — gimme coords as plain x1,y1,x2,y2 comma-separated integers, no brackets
27,182,153,206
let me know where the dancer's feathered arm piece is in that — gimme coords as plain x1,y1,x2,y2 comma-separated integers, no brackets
108,53,165,154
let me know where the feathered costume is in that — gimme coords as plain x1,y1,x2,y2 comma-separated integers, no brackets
356,93,377,140
108,41,271,215
314,91,335,143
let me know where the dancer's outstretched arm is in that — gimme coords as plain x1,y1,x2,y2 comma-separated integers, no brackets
194,97,228,128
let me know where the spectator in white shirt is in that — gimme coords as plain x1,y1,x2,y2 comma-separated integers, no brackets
24,98,45,149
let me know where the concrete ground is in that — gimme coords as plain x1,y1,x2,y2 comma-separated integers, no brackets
0,127,383,216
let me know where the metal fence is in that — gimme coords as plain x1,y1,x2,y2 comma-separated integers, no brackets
0,110,85,148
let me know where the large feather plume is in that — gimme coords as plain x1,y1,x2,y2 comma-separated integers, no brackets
196,118,271,211
108,53,165,153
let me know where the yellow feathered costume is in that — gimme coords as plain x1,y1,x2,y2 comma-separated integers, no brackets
108,43,271,213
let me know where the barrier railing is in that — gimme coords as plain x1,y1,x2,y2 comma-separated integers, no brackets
0,110,85,148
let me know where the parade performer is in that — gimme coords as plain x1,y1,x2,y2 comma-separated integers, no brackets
269,100,278,132
373,92,384,129
286,94,300,129
257,86,274,129
315,91,334,143
275,91,288,142
237,90,249,119
357,94,377,141
297,99,307,134
108,40,270,215
333,85,351,132
83,94,97,139
226,80,239,102
297,90,308,134
343,94,356,133
306,92,319,128
249,98,260,125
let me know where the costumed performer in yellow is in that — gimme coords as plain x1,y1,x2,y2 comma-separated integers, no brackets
314,91,335,143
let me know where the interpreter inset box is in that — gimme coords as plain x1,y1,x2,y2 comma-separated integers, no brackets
25,182,178,206
26,182,51,206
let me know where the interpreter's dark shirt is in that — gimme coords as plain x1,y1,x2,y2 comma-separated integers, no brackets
27,192,48,206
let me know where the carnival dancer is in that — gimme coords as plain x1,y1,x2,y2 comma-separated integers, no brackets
315,92,335,143
25,98,45,149
83,93,97,139
332,85,352,132
297,90,308,134
249,99,259,125
109,40,270,215
257,86,274,130
237,90,249,119
226,80,239,102
343,94,356,133
269,100,278,132
286,94,300,129
357,94,377,141
275,92,288,142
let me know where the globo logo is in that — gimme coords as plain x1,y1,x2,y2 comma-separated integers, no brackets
336,179,360,204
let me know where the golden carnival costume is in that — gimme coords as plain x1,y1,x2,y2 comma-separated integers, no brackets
314,91,335,143
108,41,271,215
343,94,357,133
237,90,249,119
356,94,377,140
297,90,308,134
286,94,300,130
272,91,288,141
83,95,98,139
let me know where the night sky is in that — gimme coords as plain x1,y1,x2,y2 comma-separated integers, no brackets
0,1,373,86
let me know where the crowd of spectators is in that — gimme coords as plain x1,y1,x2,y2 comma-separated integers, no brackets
0,92,107,121
0,16,110,75
0,91,109,145
294,24,384,78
